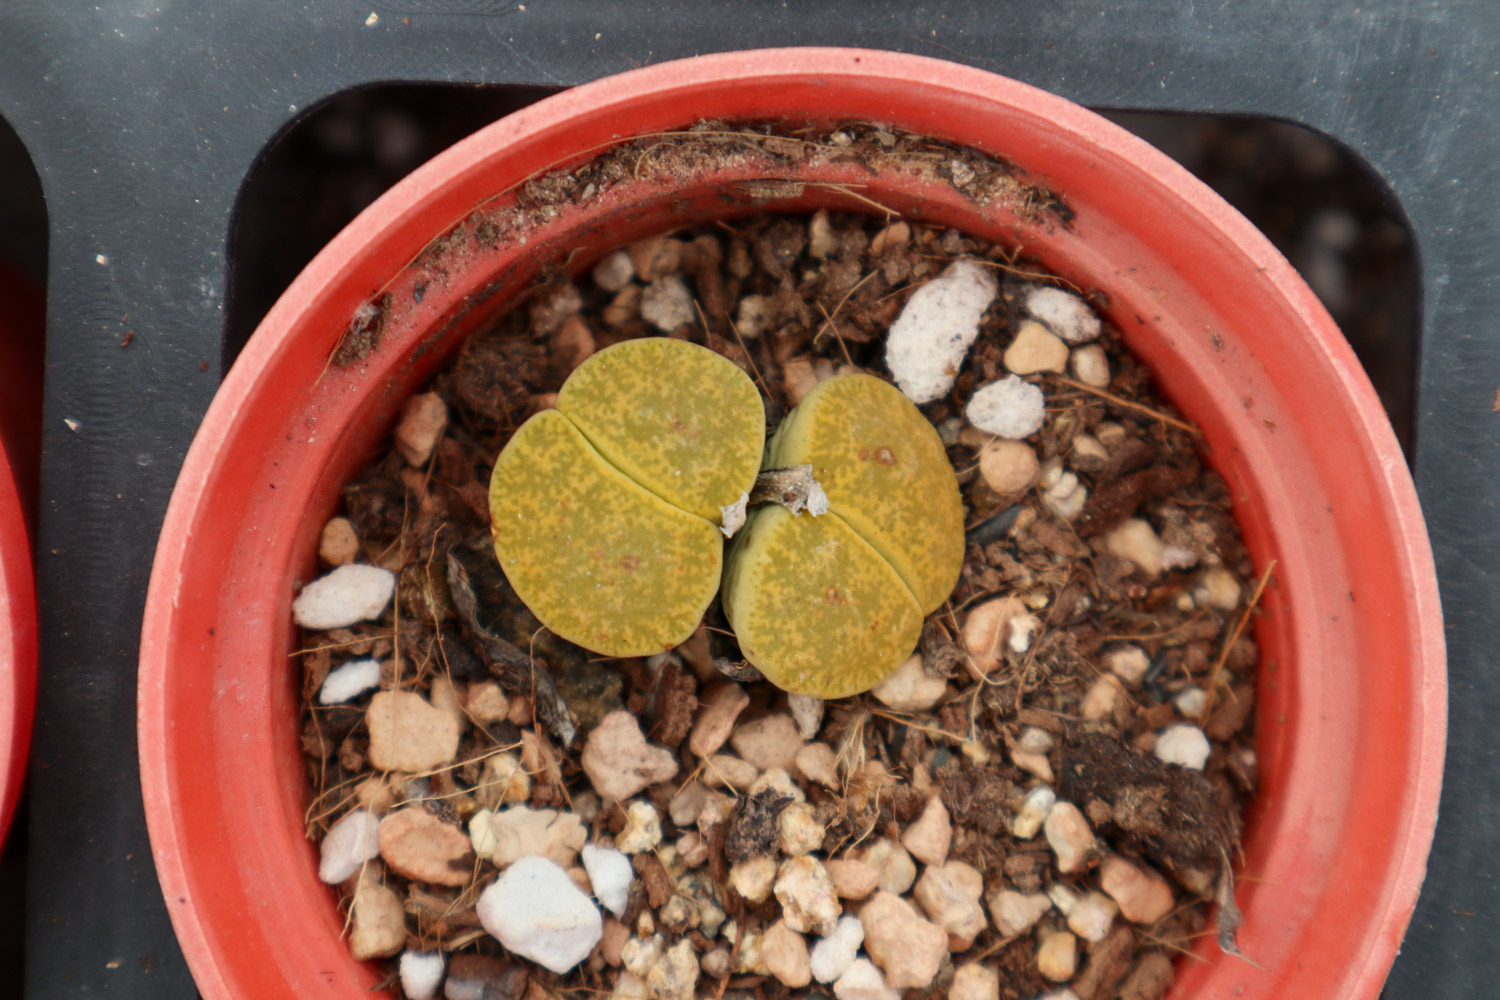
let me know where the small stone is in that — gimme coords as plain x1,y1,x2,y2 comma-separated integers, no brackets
641,275,695,332
1104,645,1151,685
736,294,778,338
950,963,1000,1000
470,805,586,868
810,914,865,983
704,754,759,791
834,959,900,1000
730,856,779,904
478,856,603,974
1081,675,1125,721
913,861,987,949
886,261,998,404
582,844,634,916
1025,286,1101,344
465,680,509,725
730,714,804,771
978,439,1040,494
1044,802,1096,874
428,676,467,734
319,808,381,883
901,795,952,866
1047,883,1079,915
319,516,360,566
795,743,839,789
1100,856,1176,924
582,711,679,801
617,802,663,854
788,694,824,740
1004,321,1069,374
354,774,396,815
775,856,841,935
825,858,880,899
622,934,665,977
669,782,709,827
808,210,839,259
762,919,812,988
1105,519,1165,578
1094,421,1127,448
859,890,948,988
394,392,448,467
475,751,531,809
1173,686,1208,718
646,938,698,1000
732,927,769,974
872,654,947,712
1197,566,1242,610
1011,747,1054,784
778,802,826,856
1069,434,1110,473
629,235,684,283
366,691,461,772
1154,724,1211,770
689,683,749,757
962,597,1028,675
1036,930,1079,981
784,357,835,405
699,947,730,980
350,874,406,959
601,919,631,965
318,657,381,705
966,375,1045,439
292,563,396,629
861,838,918,894
870,221,911,254
1067,892,1118,942
378,807,473,886
695,789,734,835
602,284,642,327
592,249,636,292
1040,470,1088,522
988,888,1053,937
399,951,444,1000
1071,344,1111,387
676,831,709,867
612,972,649,1000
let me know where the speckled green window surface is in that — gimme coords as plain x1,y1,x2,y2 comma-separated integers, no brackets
489,339,763,657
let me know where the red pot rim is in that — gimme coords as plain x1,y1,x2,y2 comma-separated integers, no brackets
139,47,1445,1000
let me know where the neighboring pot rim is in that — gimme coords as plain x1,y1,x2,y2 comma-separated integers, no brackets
0,433,35,843
139,47,1445,1000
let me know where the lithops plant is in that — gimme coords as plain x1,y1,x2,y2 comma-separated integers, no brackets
490,338,764,656
723,374,965,698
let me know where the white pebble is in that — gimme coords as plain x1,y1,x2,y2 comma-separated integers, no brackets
1154,724,1211,770
810,915,865,983
1044,801,1096,873
885,261,998,404
582,843,634,916
398,951,444,1000
1011,786,1055,840
317,655,384,705
988,888,1052,937
966,375,1045,439
871,654,946,712
833,958,900,1000
318,809,380,883
292,564,396,630
1025,286,1101,344
476,856,603,974
641,275,696,332
1081,675,1124,721
1197,566,1243,611
592,250,635,292
1174,686,1208,718
788,694,824,740
1003,321,1069,374
1104,645,1151,685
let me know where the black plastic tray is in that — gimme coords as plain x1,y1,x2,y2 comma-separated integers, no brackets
1,2,1496,996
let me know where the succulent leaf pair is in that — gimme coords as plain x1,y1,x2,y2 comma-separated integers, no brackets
489,337,963,697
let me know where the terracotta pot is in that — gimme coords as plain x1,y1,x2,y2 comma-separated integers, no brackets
0,259,41,844
139,48,1445,1000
